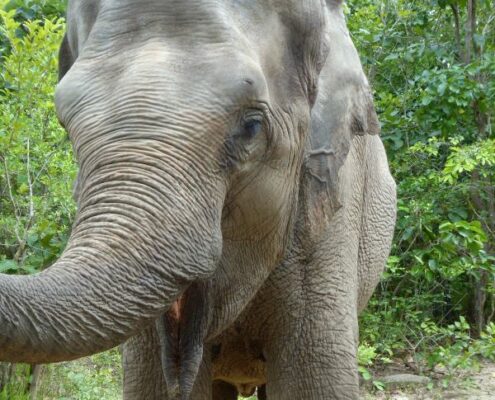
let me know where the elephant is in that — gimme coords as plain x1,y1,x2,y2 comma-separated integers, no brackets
0,0,396,399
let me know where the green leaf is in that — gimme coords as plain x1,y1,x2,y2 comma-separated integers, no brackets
428,259,438,271
0,259,17,273
438,82,447,96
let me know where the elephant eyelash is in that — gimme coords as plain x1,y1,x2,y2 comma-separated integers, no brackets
219,110,263,160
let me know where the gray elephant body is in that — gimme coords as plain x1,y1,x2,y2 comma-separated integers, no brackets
123,132,396,400
0,1,396,399
122,11,396,396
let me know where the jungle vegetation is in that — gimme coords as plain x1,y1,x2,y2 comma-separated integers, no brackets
0,0,494,398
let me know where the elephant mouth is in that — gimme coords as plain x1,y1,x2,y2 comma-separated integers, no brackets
168,295,187,329
157,282,212,400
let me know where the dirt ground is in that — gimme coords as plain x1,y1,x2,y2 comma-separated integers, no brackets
362,361,495,400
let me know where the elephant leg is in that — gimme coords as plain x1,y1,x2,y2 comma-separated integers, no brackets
265,309,358,400
122,325,168,400
265,317,358,400
212,381,237,400
258,240,360,399
123,326,213,400
257,385,267,400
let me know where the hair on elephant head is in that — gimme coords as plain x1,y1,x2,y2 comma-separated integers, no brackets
0,1,393,399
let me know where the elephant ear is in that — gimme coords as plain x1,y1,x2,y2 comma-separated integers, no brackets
325,0,344,7
58,34,75,82
304,3,380,231
58,0,100,81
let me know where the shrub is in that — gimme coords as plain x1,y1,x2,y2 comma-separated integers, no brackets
0,10,75,281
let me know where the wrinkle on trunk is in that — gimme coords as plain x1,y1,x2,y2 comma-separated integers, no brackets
0,248,178,363
0,165,223,363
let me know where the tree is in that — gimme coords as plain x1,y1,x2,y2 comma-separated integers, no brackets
0,0,494,395
0,3,72,396
348,0,495,371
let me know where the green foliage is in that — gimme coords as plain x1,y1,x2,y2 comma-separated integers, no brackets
358,344,386,391
347,0,494,148
0,0,65,61
351,0,495,378
442,138,495,184
0,0,494,398
420,318,495,372
37,350,123,400
0,365,30,400
2,0,65,20
0,10,76,274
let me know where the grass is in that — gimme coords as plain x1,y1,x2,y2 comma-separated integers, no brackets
1,349,258,400
5,350,494,400
0,364,30,400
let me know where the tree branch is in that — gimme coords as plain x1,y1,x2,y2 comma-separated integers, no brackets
450,4,463,61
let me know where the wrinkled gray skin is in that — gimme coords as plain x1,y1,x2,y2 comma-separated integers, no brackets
0,0,396,399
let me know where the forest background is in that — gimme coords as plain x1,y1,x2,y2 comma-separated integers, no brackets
0,0,494,398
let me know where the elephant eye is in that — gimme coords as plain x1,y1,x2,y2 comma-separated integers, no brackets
241,116,263,139
222,112,268,168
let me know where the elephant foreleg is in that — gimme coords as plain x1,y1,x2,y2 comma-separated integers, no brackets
258,244,361,399
212,381,238,400
357,136,396,311
265,317,359,400
122,325,213,400
122,325,168,400
257,385,267,400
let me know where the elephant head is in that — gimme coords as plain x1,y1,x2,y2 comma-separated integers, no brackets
0,0,377,383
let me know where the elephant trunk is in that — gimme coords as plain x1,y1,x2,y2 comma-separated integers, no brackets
0,146,223,363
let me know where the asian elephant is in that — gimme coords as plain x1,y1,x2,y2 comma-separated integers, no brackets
0,0,396,399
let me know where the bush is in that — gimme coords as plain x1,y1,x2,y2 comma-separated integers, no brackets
0,9,75,276
351,0,495,378
1,0,494,398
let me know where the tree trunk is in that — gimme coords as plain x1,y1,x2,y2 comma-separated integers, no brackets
462,0,494,337
29,365,43,400
0,362,14,392
0,362,32,395
464,0,475,63
468,147,492,338
450,4,463,60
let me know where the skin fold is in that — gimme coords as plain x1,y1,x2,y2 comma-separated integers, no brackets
0,1,396,399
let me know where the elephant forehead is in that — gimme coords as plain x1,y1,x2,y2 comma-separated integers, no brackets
68,0,326,54
65,0,323,104
71,0,273,50
130,43,269,101
63,1,283,100
68,0,308,64
55,48,268,131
